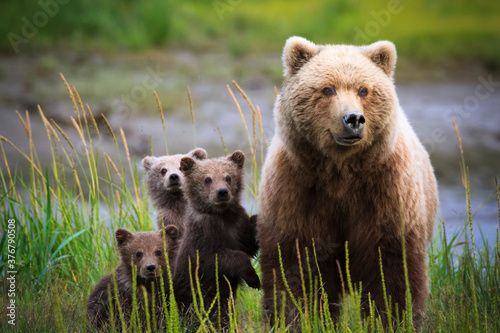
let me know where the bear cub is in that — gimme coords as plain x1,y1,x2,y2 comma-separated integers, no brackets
87,225,179,330
173,150,260,321
142,148,207,232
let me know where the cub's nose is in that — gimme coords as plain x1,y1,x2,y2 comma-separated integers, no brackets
169,173,179,184
146,264,156,272
343,112,365,132
217,188,229,199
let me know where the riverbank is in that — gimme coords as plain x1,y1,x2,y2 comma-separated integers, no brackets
1,50,499,245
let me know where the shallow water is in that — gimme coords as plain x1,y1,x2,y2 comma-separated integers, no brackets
1,52,499,248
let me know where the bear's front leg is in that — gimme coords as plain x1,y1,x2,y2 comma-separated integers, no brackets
259,234,344,326
259,237,301,325
349,230,428,328
216,249,261,289
238,214,259,258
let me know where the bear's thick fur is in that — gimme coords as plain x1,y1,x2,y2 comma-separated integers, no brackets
87,225,179,330
173,151,260,323
257,37,438,325
142,148,207,231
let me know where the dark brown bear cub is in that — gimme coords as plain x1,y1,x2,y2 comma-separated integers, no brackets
173,151,260,323
142,148,207,232
87,225,179,330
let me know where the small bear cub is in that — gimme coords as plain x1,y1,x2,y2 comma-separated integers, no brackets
87,225,179,330
142,148,207,232
173,150,260,321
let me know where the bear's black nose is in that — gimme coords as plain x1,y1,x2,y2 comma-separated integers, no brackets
146,264,156,272
343,112,365,132
169,173,179,183
217,188,228,199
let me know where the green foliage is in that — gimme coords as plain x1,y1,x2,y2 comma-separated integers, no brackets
0,79,499,332
1,0,500,65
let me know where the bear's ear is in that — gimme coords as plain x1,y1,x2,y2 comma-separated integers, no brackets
360,41,397,77
188,148,207,161
163,224,179,240
228,150,245,169
180,157,196,175
116,228,134,247
142,156,154,171
283,36,319,76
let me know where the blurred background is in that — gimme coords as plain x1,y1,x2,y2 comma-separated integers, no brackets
1,0,499,244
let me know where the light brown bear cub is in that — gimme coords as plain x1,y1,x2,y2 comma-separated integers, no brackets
173,151,260,323
87,225,179,330
142,148,207,232
258,37,438,327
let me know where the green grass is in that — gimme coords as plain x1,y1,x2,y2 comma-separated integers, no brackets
0,78,499,332
1,0,500,66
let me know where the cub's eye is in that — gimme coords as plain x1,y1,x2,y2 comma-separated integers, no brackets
225,175,231,184
205,177,212,185
322,86,336,97
136,251,143,258
358,87,368,98
160,168,167,175
154,250,162,257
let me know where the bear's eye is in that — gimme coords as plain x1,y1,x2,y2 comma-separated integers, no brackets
154,250,162,257
322,86,336,97
358,87,368,98
160,168,167,175
225,175,231,184
205,177,212,185
136,251,143,258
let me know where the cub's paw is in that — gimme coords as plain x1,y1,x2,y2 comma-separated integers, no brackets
249,214,258,228
244,270,261,290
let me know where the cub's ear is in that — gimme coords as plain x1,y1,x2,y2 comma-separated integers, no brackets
116,229,134,247
180,157,196,175
228,150,245,169
163,224,179,240
283,36,319,76
360,41,397,77
142,156,154,171
188,148,207,161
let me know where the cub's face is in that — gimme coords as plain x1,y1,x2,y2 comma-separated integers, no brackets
142,148,207,195
279,37,398,156
180,151,245,213
115,225,179,279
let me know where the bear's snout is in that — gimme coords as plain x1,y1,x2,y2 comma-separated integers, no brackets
216,188,229,201
343,112,365,132
169,173,180,184
165,172,182,189
332,111,365,146
146,263,156,272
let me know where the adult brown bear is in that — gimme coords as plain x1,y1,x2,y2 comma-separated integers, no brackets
257,36,438,326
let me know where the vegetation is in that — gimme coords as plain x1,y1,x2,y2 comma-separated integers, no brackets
0,78,499,332
1,0,500,67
